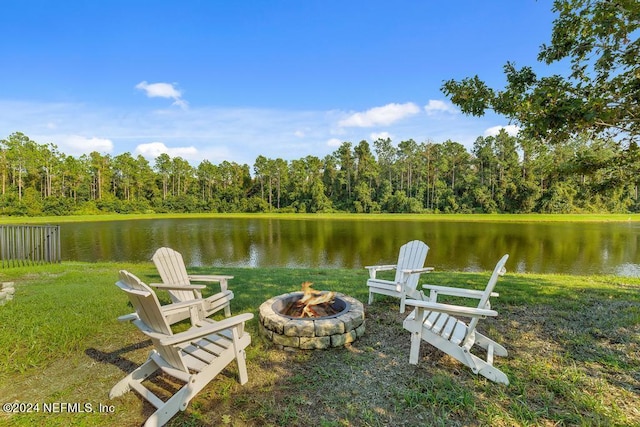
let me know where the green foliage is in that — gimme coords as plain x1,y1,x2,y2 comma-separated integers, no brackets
443,0,640,145
2,122,640,216
538,181,578,213
42,196,75,216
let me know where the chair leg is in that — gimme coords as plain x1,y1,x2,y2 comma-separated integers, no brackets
368,290,374,305
236,349,249,385
145,387,190,427
474,331,508,357
409,331,422,365
189,305,201,324
109,356,159,399
478,364,509,385
457,347,509,385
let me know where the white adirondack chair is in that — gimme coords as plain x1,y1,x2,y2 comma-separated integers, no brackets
111,270,253,427
402,254,510,384
152,247,234,320
366,240,433,313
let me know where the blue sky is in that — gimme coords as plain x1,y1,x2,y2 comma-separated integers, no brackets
0,1,564,166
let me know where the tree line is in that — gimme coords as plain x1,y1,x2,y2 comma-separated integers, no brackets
1,131,638,216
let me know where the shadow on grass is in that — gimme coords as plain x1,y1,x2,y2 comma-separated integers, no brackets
85,340,153,375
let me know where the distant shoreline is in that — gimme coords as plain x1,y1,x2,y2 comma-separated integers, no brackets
1,212,639,224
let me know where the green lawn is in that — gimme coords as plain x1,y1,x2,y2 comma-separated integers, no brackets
0,262,639,426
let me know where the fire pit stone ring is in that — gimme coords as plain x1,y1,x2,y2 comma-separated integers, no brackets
258,292,365,350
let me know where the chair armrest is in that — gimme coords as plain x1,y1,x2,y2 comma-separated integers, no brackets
160,313,255,346
187,275,232,292
187,274,234,282
365,264,396,279
401,267,434,275
365,264,396,271
149,282,207,290
117,313,139,322
120,297,207,323
163,299,207,310
422,284,498,299
404,299,498,318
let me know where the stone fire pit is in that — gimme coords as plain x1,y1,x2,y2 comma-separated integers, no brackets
259,291,365,350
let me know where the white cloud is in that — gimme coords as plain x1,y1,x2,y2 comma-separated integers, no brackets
62,135,113,155
484,124,520,137
370,131,393,141
338,102,421,128
0,98,510,167
424,100,458,115
135,81,188,109
135,142,198,160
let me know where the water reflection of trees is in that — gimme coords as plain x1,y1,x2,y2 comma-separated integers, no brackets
60,218,640,276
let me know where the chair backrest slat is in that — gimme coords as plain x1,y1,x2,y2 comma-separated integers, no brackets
395,240,429,291
478,254,509,310
152,247,196,302
466,254,509,340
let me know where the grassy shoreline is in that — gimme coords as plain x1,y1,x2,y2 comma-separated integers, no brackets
1,262,639,426
1,212,640,225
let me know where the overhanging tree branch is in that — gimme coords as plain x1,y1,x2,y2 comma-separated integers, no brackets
442,0,640,145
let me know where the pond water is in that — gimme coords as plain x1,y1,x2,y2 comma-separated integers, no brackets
61,217,640,276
